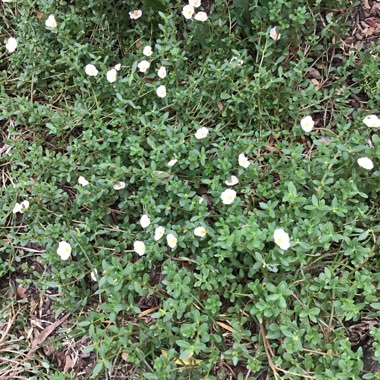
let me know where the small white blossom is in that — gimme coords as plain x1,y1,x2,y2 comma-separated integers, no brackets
195,127,209,139
90,269,98,282
167,159,178,167
57,241,72,260
85,64,98,77
357,157,374,170
138,60,150,73
273,229,290,250
134,241,146,256
114,63,121,71
220,189,236,205
78,176,89,187
106,68,117,83
225,175,239,186
269,27,281,41
113,181,126,190
143,46,153,57
45,14,57,29
13,200,29,214
5,37,17,53
157,66,167,79
154,226,165,241
363,114,380,128
140,214,151,229
230,57,244,68
189,0,201,7
238,153,250,169
129,10,142,19
156,85,167,98
300,115,314,132
194,11,208,22
194,226,207,237
167,233,177,249
182,4,195,19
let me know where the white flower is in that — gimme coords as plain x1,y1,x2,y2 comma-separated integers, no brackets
85,64,98,77
269,27,281,41
157,66,167,79
230,57,244,68
134,241,146,256
300,115,314,132
140,214,151,229
57,241,72,260
78,176,89,187
129,10,142,19
225,175,239,186
194,11,208,22
5,37,17,53
138,60,150,73
156,85,167,98
189,0,201,7
273,229,290,250
238,153,250,169
114,63,121,71
220,189,236,205
45,14,57,29
21,200,30,210
90,269,98,282
167,233,177,249
363,114,380,128
154,226,165,241
167,159,178,167
195,127,209,139
143,46,153,57
194,226,207,237
12,200,29,214
106,68,117,83
182,5,195,19
113,181,126,190
357,157,374,170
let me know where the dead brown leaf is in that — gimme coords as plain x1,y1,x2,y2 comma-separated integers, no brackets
138,306,160,318
64,355,75,373
217,101,224,111
29,313,70,354
263,145,281,153
16,286,27,299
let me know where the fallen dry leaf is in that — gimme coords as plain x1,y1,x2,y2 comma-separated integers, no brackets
16,286,27,299
216,321,236,333
138,305,160,318
64,355,75,373
263,145,281,153
121,352,129,361
29,313,70,355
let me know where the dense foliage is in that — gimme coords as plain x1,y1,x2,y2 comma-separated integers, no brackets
1,0,380,378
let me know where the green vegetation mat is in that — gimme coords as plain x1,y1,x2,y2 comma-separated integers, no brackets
1,0,380,379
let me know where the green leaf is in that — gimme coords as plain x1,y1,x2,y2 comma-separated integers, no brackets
143,0,167,12
92,362,103,377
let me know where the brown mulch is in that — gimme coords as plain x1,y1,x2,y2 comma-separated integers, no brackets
344,0,380,49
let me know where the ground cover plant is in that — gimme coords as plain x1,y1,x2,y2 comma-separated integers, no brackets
1,0,380,378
